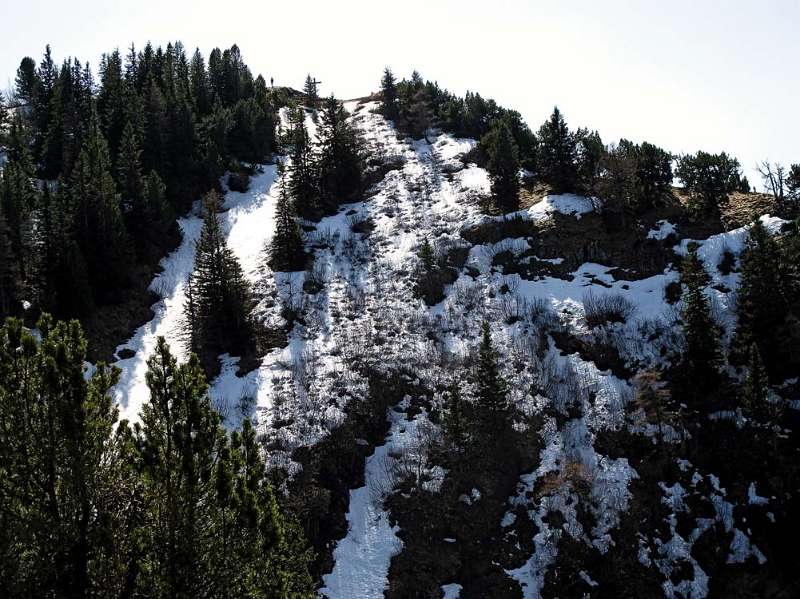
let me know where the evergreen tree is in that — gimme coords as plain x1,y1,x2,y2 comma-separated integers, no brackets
742,343,768,420
380,67,399,121
14,56,38,104
268,174,305,272
537,107,578,194
678,248,722,396
315,96,363,210
303,74,318,107
0,215,20,316
69,107,133,301
0,315,129,597
735,218,788,375
442,382,469,453
484,121,520,213
136,337,313,597
286,107,319,218
676,151,742,216
575,128,605,194
186,191,255,360
475,322,509,435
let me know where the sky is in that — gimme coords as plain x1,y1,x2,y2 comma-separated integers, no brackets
1,0,797,184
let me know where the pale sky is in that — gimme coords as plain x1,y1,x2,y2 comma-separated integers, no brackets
1,0,798,184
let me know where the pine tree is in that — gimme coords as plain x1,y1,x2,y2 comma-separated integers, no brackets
69,106,133,301
186,191,255,360
380,67,399,121
742,343,768,420
286,107,319,218
443,382,469,453
316,96,363,210
0,315,129,596
475,321,509,434
268,174,305,272
537,107,578,194
676,151,742,216
735,218,788,376
303,74,318,107
0,215,20,316
678,248,721,396
484,121,520,213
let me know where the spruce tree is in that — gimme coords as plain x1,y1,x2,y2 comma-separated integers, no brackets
380,67,399,121
0,215,20,316
537,107,578,194
443,382,469,453
316,96,363,210
303,74,318,107
269,174,305,272
69,106,133,301
484,121,520,213
287,107,319,218
678,248,721,396
742,343,768,420
475,321,509,435
735,218,788,376
186,191,255,360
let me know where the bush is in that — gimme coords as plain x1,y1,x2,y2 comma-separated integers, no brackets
583,290,636,328
227,171,250,192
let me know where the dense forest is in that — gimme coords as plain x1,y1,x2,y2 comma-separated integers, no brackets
1,41,800,598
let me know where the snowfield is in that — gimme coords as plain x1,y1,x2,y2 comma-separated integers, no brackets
106,99,776,597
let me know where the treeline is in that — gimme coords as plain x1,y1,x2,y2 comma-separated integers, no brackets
0,42,287,321
0,316,314,597
378,68,767,220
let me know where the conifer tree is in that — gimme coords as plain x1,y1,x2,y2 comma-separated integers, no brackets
735,218,788,375
475,321,509,434
484,121,520,213
186,191,255,360
69,107,133,301
0,315,129,596
678,248,721,396
268,174,305,272
287,107,319,218
537,106,578,194
303,74,318,107
443,382,469,453
0,216,20,316
380,67,399,121
316,96,363,210
742,343,768,419
676,151,742,216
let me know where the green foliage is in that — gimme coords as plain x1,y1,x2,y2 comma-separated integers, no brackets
735,218,790,378
380,67,398,121
315,96,363,209
483,121,520,213
678,249,722,396
742,344,768,419
186,191,255,360
0,318,314,597
475,322,509,435
269,173,305,272
537,106,579,194
676,151,742,216
442,382,470,453
303,74,318,107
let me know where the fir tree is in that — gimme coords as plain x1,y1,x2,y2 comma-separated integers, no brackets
303,74,318,107
186,191,255,360
380,67,399,121
484,121,520,213
742,343,768,419
537,106,578,194
442,382,469,453
315,96,363,210
286,107,319,218
0,215,20,316
678,248,722,396
735,218,788,375
268,174,305,272
475,321,509,435
69,106,133,301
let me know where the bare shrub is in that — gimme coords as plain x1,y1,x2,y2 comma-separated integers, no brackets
582,290,636,328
